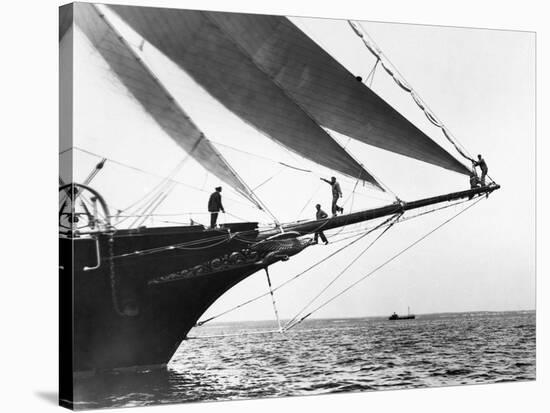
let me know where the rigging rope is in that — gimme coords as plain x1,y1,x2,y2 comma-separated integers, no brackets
71,146,258,211
133,181,178,228
106,193,481,262
195,214,400,326
284,196,485,331
265,267,283,332
296,181,323,220
347,20,475,165
119,158,188,216
252,167,284,192
365,58,380,88
127,158,189,228
283,212,402,330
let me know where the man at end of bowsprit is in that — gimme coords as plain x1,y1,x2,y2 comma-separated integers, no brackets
472,154,488,186
320,176,343,217
208,186,225,229
314,204,329,245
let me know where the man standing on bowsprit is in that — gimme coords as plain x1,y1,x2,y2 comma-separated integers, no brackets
208,186,225,229
472,154,489,186
314,204,329,245
321,176,343,217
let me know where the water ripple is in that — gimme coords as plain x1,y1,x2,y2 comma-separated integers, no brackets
74,311,535,409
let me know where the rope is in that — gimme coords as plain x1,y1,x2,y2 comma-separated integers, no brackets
127,135,204,227
347,20,475,165
283,212,402,330
128,180,176,228
60,158,106,206
210,140,313,173
277,162,312,173
284,196,485,331
365,58,380,88
265,267,283,332
252,167,284,191
133,182,177,228
296,181,323,220
72,146,256,210
195,214,400,326
108,232,234,261
119,159,188,216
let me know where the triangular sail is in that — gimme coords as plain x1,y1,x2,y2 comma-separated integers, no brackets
108,5,383,189
202,12,471,176
73,3,262,208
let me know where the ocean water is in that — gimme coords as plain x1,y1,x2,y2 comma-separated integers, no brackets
73,311,535,409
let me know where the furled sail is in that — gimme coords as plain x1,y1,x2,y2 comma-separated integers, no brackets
73,3,262,208
108,5,383,189
199,12,471,176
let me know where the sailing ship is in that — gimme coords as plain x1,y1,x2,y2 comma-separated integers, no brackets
59,2,500,398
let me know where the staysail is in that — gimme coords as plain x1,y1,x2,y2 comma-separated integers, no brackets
107,5,383,189
204,13,471,175
73,3,262,208
110,7,468,176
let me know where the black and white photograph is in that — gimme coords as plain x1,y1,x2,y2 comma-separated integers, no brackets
57,0,537,410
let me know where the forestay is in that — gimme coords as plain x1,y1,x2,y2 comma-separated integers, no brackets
108,5,382,189
73,3,262,208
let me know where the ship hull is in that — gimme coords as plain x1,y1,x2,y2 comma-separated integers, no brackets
60,224,274,374
60,221,312,375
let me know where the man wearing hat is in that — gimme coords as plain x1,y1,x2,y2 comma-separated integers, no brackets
208,186,225,229
313,204,329,245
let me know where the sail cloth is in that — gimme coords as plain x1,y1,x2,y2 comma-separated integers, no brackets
108,5,382,190
59,4,73,42
203,12,471,176
73,3,263,208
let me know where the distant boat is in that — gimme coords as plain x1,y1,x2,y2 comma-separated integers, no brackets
389,307,416,320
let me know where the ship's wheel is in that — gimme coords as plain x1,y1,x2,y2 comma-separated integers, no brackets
59,183,111,234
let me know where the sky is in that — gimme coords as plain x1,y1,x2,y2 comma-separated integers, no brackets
61,4,535,322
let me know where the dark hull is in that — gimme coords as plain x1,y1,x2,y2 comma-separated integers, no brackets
60,223,286,373
389,315,416,320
